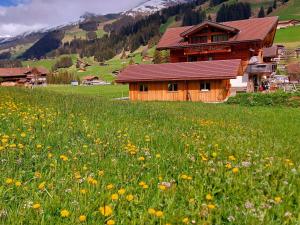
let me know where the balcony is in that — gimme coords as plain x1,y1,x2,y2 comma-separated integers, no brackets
246,63,277,74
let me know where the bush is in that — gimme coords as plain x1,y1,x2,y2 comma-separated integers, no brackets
52,56,73,71
47,71,80,84
227,91,300,107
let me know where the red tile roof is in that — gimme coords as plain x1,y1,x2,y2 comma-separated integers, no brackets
116,59,242,83
287,63,300,74
0,67,48,77
157,17,278,49
0,68,29,77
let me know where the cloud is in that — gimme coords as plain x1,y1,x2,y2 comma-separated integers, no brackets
0,0,143,36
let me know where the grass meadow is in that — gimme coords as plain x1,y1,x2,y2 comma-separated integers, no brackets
0,87,300,224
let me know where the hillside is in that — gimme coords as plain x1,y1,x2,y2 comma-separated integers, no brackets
271,0,300,20
0,0,297,62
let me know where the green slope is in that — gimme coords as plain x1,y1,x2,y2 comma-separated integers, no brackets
272,0,300,20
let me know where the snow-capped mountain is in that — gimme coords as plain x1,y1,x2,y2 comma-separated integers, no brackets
125,0,191,16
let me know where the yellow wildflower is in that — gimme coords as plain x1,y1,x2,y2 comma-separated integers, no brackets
107,184,114,190
60,209,70,218
275,197,282,204
79,215,86,222
182,218,189,224
5,178,13,185
111,193,119,201
99,205,113,216
38,182,46,190
118,188,126,195
232,168,239,174
155,211,164,218
60,155,68,161
15,181,22,187
126,194,134,201
107,220,115,225
32,203,41,209
206,194,213,201
148,208,156,215
208,204,216,209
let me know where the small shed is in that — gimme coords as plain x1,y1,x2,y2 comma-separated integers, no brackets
287,63,300,83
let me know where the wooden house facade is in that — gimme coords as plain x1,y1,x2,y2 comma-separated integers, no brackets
117,60,242,102
117,17,279,102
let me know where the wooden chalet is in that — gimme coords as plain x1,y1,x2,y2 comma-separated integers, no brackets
117,17,279,102
0,67,48,86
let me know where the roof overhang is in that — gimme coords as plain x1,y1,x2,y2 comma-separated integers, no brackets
116,59,242,83
180,21,240,38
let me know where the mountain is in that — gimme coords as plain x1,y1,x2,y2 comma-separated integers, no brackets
125,0,192,16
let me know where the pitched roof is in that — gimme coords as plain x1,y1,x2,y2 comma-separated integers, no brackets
116,59,242,83
0,67,48,77
0,68,29,77
263,46,278,58
157,17,278,49
180,21,239,37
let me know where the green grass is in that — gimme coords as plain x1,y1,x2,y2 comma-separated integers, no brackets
43,85,129,99
272,0,300,20
0,87,300,224
274,25,300,45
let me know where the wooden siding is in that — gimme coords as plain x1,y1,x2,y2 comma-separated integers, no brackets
129,80,230,102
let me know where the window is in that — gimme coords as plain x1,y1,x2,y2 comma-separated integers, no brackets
200,81,211,91
168,83,178,92
190,36,208,44
139,84,148,92
188,55,198,62
212,34,228,42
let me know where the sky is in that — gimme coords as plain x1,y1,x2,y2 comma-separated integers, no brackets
0,0,143,37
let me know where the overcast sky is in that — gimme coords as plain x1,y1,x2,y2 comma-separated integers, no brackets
0,0,143,37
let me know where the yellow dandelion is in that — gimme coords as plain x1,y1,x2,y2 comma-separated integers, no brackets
206,194,213,201
126,194,134,201
107,220,115,225
138,156,145,161
38,182,46,190
182,218,189,224
225,162,232,169
208,204,216,209
232,167,239,174
139,181,146,186
143,184,149,189
118,188,126,195
79,215,86,222
148,208,156,215
99,205,113,216
106,184,114,190
5,178,13,185
98,170,104,176
159,185,167,191
60,155,68,161
60,209,70,218
15,181,22,187
32,203,41,209
21,132,26,138
229,155,236,161
155,211,164,218
111,193,119,201
274,196,282,204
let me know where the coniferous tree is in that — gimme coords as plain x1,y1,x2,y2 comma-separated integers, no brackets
267,6,273,14
273,0,277,9
258,6,265,18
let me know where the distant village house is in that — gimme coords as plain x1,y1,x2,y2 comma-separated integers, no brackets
0,67,48,86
